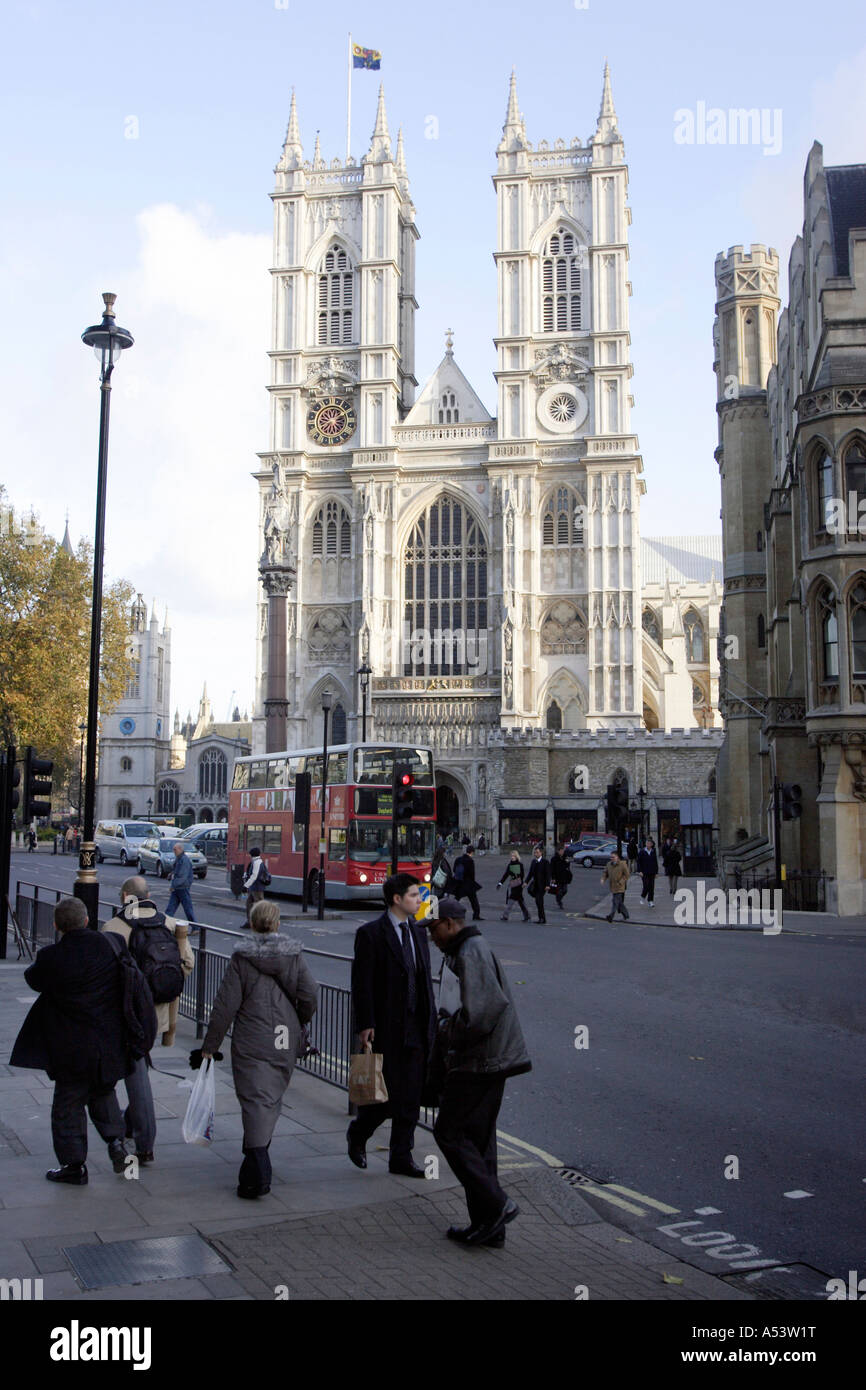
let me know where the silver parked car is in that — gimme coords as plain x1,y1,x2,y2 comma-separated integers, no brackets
138,837,207,880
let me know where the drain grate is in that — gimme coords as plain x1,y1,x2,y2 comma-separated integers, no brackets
557,1167,597,1188
63,1234,231,1290
721,1263,833,1300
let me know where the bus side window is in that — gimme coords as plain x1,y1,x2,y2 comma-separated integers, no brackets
329,828,347,862
232,763,250,790
328,751,347,783
249,762,267,790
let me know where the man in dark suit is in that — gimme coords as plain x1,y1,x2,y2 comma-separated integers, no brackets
10,896,132,1184
348,873,435,1178
453,844,482,921
525,844,551,923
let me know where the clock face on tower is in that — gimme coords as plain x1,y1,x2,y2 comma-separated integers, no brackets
306,395,356,447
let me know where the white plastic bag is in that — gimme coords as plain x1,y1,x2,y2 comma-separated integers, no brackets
182,1058,215,1145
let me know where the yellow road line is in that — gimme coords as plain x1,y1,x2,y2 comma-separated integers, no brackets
496,1128,564,1167
578,1185,647,1216
605,1184,679,1214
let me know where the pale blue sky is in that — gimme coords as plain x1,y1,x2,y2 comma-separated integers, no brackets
2,0,864,720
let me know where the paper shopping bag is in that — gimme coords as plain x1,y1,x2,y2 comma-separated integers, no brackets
349,1043,389,1105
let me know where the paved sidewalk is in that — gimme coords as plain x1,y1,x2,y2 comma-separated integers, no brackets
0,957,752,1301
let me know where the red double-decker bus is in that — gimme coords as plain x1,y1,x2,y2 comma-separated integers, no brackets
227,743,436,901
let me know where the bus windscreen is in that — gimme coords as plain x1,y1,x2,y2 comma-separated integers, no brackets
348,820,435,862
353,747,434,786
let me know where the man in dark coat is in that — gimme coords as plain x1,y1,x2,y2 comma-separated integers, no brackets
525,844,551,923
348,873,435,1177
453,844,482,921
549,845,571,908
426,897,531,1247
10,896,131,1184
637,837,659,907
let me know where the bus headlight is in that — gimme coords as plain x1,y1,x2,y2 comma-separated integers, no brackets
423,873,430,882
359,872,368,883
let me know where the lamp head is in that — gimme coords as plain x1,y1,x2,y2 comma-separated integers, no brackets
82,291,134,378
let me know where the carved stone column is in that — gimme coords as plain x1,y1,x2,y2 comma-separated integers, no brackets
260,562,295,753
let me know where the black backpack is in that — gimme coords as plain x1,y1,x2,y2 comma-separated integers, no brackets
257,862,272,888
104,932,158,1060
128,912,185,1004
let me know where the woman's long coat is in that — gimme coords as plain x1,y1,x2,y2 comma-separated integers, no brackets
202,934,318,1148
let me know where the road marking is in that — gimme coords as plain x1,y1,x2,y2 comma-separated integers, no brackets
579,1186,647,1216
783,1189,813,1199
605,1183,679,1214
495,1128,563,1168
695,1205,722,1214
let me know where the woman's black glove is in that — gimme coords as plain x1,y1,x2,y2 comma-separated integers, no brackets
189,1048,223,1070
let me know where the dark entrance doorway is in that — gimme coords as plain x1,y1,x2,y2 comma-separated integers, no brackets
436,783,459,832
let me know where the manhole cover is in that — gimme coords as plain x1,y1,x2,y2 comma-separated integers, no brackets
63,1234,231,1290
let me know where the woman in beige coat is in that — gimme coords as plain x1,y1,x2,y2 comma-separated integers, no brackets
201,901,318,1199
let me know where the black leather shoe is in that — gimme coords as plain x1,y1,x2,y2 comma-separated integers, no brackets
388,1159,426,1178
46,1163,88,1185
108,1139,128,1173
347,1123,367,1169
135,1151,154,1164
463,1198,519,1246
446,1223,505,1246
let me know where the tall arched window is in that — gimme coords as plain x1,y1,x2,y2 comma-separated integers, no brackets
642,607,662,645
438,391,459,424
158,780,179,813
545,700,563,731
683,610,705,662
403,496,488,676
849,580,866,692
198,749,227,799
317,243,353,345
814,448,835,535
818,587,839,683
117,800,132,818
311,500,351,557
844,440,866,523
120,756,132,772
542,228,582,332
541,487,584,547
331,703,347,743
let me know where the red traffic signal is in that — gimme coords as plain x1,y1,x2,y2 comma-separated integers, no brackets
394,766,415,821
400,772,414,787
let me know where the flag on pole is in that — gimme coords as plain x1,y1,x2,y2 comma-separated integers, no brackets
352,43,381,69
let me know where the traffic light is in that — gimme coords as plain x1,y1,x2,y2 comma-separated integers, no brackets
780,783,803,821
23,747,53,821
394,768,415,821
606,782,629,836
10,763,20,815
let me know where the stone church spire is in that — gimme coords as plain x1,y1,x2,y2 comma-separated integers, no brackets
277,89,303,171
497,69,527,153
366,84,392,163
395,126,409,194
595,60,619,140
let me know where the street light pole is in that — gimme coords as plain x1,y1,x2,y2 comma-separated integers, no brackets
317,690,332,921
77,721,86,827
74,294,134,928
357,661,372,744
637,785,646,845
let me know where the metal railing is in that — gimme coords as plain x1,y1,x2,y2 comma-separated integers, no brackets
732,868,831,912
13,880,117,951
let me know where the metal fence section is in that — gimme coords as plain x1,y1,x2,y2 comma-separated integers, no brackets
13,881,117,951
733,868,830,912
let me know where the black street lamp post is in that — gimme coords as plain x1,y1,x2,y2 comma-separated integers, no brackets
73,294,134,928
146,797,153,821
637,785,646,844
76,721,86,827
317,690,332,921
357,661,372,743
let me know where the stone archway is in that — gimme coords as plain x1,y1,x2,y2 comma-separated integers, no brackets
435,770,469,833
199,807,214,823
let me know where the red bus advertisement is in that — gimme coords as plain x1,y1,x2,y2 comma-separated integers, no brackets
228,743,436,901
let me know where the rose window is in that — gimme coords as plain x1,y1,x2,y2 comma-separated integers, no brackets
549,393,576,423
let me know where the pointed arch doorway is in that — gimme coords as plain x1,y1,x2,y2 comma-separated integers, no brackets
436,783,460,834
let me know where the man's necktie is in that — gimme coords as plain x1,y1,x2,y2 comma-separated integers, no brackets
400,923,417,1013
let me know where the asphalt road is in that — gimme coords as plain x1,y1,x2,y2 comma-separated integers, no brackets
11,848,865,1287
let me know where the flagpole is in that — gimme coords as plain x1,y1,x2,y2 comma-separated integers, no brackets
346,32,352,162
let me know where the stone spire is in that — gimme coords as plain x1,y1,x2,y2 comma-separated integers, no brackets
173,708,180,734
395,126,409,193
366,83,392,163
595,59,619,140
277,89,303,170
312,131,324,169
60,511,74,556
497,69,528,153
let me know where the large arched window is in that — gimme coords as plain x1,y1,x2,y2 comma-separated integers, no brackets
542,228,582,332
198,749,227,799
642,607,662,645
311,500,351,557
814,447,835,536
545,700,563,732
817,586,839,684
849,580,866,695
331,703,347,744
317,243,353,345
683,609,705,662
158,780,179,813
542,487,584,547
844,440,866,524
403,496,488,676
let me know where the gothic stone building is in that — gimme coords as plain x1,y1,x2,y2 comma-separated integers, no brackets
252,70,722,852
714,144,866,914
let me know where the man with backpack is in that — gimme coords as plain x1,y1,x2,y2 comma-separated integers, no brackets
103,876,193,1163
243,846,271,927
165,841,198,926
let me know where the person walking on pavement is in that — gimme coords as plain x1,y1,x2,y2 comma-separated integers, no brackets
198,899,318,1199
550,844,572,909
426,897,531,1247
626,833,638,871
602,850,630,921
525,844,551,923
102,876,194,1164
453,844,482,921
347,873,435,1178
637,838,659,908
65,825,76,856
497,850,530,922
27,828,37,853
165,842,197,926
666,840,682,896
10,897,132,1184
242,846,268,927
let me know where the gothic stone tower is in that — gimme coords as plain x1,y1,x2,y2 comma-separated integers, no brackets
253,69,645,829
96,595,171,822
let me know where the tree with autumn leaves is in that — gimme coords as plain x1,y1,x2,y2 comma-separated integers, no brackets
0,489,135,812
